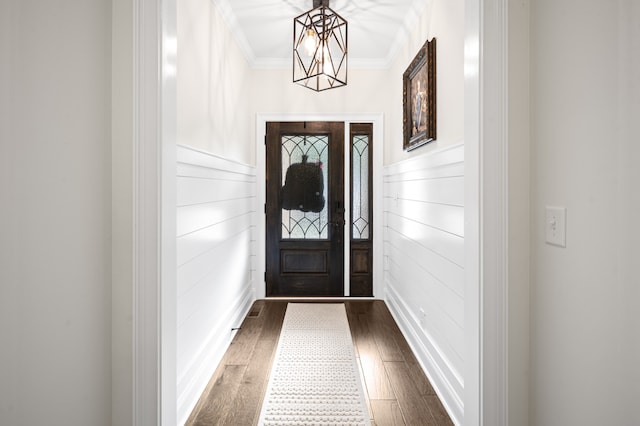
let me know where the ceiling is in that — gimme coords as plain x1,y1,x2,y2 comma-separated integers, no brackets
212,0,429,69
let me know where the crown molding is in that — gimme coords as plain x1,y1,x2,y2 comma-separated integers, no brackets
210,0,258,65
211,0,432,71
384,0,434,68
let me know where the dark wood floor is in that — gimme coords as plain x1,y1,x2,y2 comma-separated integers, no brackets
185,300,454,426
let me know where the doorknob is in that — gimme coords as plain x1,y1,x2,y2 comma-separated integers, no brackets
330,219,346,227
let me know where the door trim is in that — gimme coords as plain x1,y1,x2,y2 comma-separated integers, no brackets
132,0,177,424
256,113,384,299
465,0,511,424
134,0,513,422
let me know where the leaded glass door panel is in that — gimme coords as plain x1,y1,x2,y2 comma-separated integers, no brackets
349,123,373,296
266,122,345,296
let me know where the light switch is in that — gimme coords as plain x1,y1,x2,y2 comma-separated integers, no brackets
545,206,566,247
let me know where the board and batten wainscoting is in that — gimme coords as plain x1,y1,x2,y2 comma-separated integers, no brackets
176,145,257,424
383,143,464,425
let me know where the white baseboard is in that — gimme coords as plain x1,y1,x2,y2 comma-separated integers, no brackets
385,282,463,425
176,283,255,425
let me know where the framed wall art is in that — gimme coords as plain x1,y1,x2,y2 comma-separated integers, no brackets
403,37,436,151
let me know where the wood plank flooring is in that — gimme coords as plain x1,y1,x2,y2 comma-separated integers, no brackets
185,300,454,426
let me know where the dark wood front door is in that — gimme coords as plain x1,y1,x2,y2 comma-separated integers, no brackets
266,122,345,296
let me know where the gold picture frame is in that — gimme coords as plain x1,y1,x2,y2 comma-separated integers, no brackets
403,38,436,151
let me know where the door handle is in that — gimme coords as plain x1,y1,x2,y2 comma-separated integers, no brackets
330,219,346,227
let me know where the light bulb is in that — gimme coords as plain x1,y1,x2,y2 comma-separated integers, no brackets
304,28,317,56
321,45,331,74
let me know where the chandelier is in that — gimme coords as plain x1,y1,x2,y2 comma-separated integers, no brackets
293,0,348,91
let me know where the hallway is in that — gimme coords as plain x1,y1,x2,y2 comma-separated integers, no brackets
186,300,453,426
5,0,640,425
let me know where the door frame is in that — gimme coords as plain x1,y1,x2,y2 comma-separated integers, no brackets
255,113,384,299
132,0,514,424
132,0,178,424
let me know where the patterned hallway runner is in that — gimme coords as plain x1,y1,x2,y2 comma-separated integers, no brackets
258,303,371,425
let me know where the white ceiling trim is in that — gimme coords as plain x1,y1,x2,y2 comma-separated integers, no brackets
210,0,258,65
210,0,433,71
384,0,434,68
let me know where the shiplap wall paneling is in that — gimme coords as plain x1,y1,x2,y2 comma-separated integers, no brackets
175,145,257,424
382,144,464,425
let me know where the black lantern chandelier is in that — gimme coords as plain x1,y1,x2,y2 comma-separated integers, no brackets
293,0,347,91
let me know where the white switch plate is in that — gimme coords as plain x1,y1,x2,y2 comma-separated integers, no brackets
545,206,566,247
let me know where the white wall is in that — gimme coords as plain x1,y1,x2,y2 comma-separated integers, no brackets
111,0,134,423
176,1,257,422
250,68,393,133
175,146,256,424
508,0,531,424
385,0,465,165
530,1,640,425
0,1,113,425
178,0,254,165
381,0,465,423
383,145,465,424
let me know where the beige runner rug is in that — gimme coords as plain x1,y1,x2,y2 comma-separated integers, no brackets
258,303,371,426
